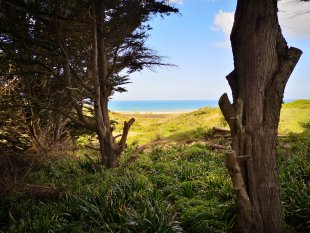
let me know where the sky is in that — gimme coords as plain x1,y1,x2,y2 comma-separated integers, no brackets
113,0,310,101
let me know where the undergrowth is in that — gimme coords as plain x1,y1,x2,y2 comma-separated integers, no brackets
0,102,309,232
277,130,310,233
1,133,309,232
0,144,235,233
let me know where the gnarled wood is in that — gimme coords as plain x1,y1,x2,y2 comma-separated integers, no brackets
212,126,231,133
225,150,251,224
219,93,235,131
220,0,302,232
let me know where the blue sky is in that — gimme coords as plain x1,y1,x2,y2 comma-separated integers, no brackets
113,0,310,100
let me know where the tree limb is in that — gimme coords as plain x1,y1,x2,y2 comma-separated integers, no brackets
225,150,252,222
219,93,236,132
117,118,135,150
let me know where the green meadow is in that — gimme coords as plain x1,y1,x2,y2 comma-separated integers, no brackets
1,100,309,233
110,99,310,145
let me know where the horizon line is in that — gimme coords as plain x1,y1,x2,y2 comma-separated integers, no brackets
110,98,301,102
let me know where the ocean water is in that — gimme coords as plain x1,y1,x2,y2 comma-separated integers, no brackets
108,100,218,112
108,99,296,112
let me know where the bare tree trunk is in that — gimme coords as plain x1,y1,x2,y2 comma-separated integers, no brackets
219,0,302,233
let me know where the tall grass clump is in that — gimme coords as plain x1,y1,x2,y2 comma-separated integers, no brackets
0,163,183,233
129,144,236,232
278,131,310,233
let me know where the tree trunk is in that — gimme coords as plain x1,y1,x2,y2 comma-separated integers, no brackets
100,99,115,168
219,1,302,233
93,1,135,168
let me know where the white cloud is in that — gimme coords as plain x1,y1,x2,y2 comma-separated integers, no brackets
278,0,310,39
211,1,310,48
211,10,234,35
211,10,234,48
214,39,231,48
167,0,184,4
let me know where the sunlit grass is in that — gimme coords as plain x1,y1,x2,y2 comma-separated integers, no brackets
110,107,223,145
1,100,309,232
110,100,310,145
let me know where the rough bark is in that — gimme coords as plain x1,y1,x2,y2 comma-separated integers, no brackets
92,1,135,168
58,1,134,168
92,0,109,166
219,0,302,232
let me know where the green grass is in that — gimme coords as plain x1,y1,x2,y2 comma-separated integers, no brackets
282,99,310,109
1,99,309,232
110,100,310,145
0,144,235,233
277,130,310,232
110,107,225,145
279,100,310,134
2,135,309,232
78,100,310,147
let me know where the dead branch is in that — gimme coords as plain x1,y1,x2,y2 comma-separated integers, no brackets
219,93,235,132
212,126,231,134
117,117,135,150
225,150,252,222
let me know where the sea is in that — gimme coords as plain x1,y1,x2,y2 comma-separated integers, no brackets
108,100,218,112
108,99,296,112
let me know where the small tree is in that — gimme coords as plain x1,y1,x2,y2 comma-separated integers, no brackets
65,0,178,168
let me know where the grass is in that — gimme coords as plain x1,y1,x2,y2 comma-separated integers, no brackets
0,100,309,232
279,100,310,134
277,128,310,233
0,144,234,233
110,100,310,145
110,107,225,145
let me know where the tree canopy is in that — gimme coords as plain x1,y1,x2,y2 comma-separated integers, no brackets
0,0,178,160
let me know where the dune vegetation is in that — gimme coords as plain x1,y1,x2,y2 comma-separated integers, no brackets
0,100,309,233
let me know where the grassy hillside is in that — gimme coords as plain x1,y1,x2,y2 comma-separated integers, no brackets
282,99,310,109
279,100,310,133
110,108,224,145
110,99,310,146
0,100,309,232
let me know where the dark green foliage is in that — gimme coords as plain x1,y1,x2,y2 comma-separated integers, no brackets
278,131,310,233
1,169,183,232
0,0,178,159
176,198,235,233
1,134,309,232
129,144,235,232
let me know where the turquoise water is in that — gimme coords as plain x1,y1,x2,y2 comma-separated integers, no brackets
108,99,296,112
108,100,218,112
